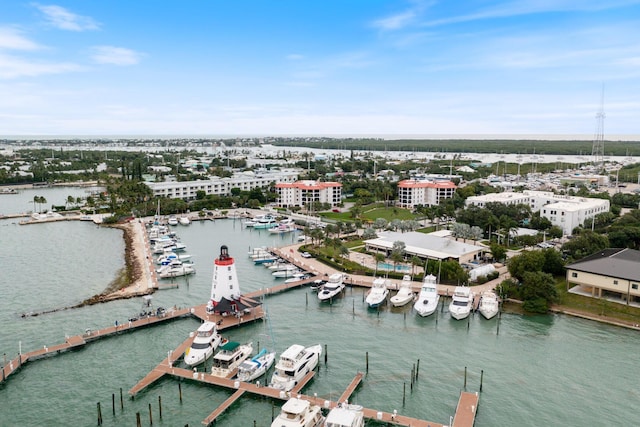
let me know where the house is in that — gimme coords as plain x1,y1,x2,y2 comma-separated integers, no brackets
565,248,640,305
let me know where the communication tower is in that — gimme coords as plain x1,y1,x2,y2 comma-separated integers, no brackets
591,85,605,169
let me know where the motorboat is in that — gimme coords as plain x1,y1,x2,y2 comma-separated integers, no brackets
253,214,278,229
167,216,179,226
156,253,192,265
210,341,253,378
184,321,224,366
478,290,500,320
268,218,296,234
324,403,365,427
179,215,191,225
236,348,276,382
449,286,474,320
390,275,415,307
318,273,345,302
284,273,309,284
273,268,304,279
158,263,195,278
268,262,296,271
365,277,390,308
163,242,187,253
413,274,440,317
271,398,325,427
269,344,322,391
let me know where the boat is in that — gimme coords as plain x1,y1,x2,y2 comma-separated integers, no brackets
272,268,304,278
253,214,278,229
269,344,322,391
365,277,390,308
210,341,254,378
271,398,325,427
268,218,296,234
0,188,18,194
184,321,224,366
318,273,345,302
236,348,276,382
179,216,191,225
478,290,500,320
324,403,365,427
284,273,309,283
156,253,192,265
448,286,474,320
390,275,415,307
413,274,440,317
167,216,179,226
162,242,187,253
157,263,195,278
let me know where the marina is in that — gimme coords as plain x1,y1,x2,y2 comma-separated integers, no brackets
1,204,640,426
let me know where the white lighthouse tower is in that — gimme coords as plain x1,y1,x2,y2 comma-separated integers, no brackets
206,245,242,313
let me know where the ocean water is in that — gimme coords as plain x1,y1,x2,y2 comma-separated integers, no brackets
1,209,639,426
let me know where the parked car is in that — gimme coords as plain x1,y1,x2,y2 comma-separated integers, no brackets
301,252,312,258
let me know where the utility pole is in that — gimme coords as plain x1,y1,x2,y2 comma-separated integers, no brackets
591,84,606,170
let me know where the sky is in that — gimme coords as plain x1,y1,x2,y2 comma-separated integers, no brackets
1,0,640,137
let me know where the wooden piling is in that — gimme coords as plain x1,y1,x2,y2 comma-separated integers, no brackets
136,412,141,427
148,402,153,425
305,293,308,306
480,369,484,392
497,311,501,335
158,395,162,419
112,393,115,416
402,382,406,407
464,366,467,390
365,351,369,373
97,402,102,425
120,388,124,410
178,382,183,403
324,344,328,365
416,359,420,380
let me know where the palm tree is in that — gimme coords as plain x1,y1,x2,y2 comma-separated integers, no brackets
374,252,385,276
410,255,422,278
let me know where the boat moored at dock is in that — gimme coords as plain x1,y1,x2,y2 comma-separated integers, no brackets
413,274,440,317
210,341,253,377
269,344,322,391
478,290,500,320
271,398,325,427
184,321,224,366
449,286,474,320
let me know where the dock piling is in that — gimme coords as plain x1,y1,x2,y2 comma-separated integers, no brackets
402,382,406,407
178,382,183,403
464,366,467,390
136,412,141,427
120,388,124,410
97,402,103,426
365,351,369,373
112,393,115,416
324,344,328,365
480,369,484,392
158,395,162,419
416,359,420,380
148,402,153,425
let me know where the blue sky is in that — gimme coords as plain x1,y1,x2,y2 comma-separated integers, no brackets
1,1,640,137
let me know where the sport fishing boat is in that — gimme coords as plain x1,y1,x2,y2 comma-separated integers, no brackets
365,277,390,308
390,275,415,307
478,290,500,320
413,274,440,317
317,273,345,302
236,348,276,382
448,286,474,320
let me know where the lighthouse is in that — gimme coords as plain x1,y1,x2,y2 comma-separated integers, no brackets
206,245,247,314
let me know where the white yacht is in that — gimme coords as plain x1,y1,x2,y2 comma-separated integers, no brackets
390,275,415,307
184,322,223,367
365,277,390,308
413,274,440,317
236,348,276,382
179,216,191,225
210,341,253,378
324,403,365,427
167,216,179,226
157,262,195,278
271,398,325,427
156,252,192,265
269,344,322,391
273,268,304,279
448,286,474,320
478,290,500,320
318,273,345,302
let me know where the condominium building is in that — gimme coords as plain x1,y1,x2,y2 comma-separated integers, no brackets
396,179,457,209
145,170,299,200
275,180,342,208
465,190,610,235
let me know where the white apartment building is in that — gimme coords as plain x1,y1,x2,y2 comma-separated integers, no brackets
465,190,610,235
275,180,342,208
396,179,457,209
145,170,299,200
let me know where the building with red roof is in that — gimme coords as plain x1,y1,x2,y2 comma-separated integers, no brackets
397,179,457,209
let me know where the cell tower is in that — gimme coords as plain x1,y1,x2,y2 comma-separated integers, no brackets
591,85,605,169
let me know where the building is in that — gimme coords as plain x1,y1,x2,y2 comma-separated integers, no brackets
565,248,640,305
145,170,299,200
465,190,610,235
363,231,486,264
396,179,457,209
275,180,342,208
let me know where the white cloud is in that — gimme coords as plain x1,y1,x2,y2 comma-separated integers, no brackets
0,53,83,79
34,4,100,31
286,54,304,60
0,27,42,51
90,46,143,66
371,0,434,31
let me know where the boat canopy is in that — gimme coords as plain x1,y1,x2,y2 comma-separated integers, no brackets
219,341,240,352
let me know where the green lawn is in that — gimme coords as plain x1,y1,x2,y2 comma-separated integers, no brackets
360,206,416,221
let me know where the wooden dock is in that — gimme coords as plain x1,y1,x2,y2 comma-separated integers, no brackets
452,392,479,427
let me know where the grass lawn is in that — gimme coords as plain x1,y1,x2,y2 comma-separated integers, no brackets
360,206,416,222
555,278,640,324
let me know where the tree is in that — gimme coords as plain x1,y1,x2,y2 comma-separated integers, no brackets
373,218,388,230
489,243,507,263
507,250,546,282
520,271,558,313
561,230,609,261
374,252,386,276
410,255,422,278
362,227,377,240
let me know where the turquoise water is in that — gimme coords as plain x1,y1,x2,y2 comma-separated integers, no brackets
1,203,639,426
377,262,411,272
